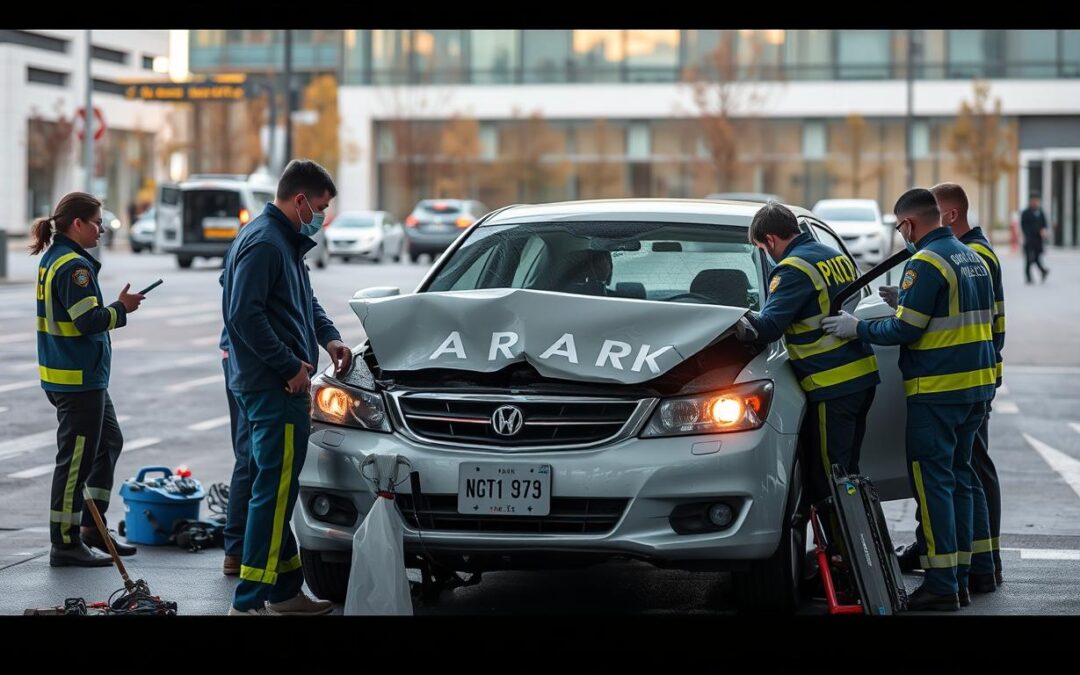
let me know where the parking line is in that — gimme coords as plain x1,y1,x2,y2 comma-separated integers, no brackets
1023,433,1080,501
124,437,162,452
8,464,55,479
126,354,218,377
166,314,221,327
994,400,1019,414
0,415,130,461
1003,548,1080,561
111,338,147,349
0,406,8,414
165,374,223,393
191,335,223,347
0,380,37,394
187,415,232,432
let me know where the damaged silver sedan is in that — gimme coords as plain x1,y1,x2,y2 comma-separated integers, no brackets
295,199,910,612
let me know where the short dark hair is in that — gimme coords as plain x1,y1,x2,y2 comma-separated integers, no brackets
930,182,969,213
748,201,800,243
1030,193,1041,200
893,188,939,223
276,159,337,202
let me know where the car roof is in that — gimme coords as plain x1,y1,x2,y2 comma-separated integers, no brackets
483,198,813,227
813,198,879,207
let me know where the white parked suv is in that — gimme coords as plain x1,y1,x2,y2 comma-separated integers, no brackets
811,199,892,266
295,199,912,612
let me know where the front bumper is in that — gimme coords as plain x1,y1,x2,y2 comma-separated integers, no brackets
327,238,380,256
840,233,887,264
295,420,797,568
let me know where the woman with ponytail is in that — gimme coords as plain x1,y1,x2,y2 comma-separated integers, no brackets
31,191,146,566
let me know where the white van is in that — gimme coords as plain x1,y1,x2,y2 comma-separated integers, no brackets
154,172,328,269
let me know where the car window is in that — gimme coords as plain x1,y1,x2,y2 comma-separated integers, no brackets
814,205,878,221
427,221,764,309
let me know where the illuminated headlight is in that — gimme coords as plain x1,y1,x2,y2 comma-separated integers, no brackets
311,378,390,432
640,380,774,437
109,218,121,231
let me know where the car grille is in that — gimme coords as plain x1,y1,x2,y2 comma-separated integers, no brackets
395,494,628,534
391,394,646,449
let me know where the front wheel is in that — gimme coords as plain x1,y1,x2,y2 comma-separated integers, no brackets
730,456,806,614
300,548,349,603
177,255,193,269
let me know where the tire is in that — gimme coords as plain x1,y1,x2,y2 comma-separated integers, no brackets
372,244,384,264
177,255,194,269
315,254,326,270
342,256,351,263
730,455,806,614
300,548,350,603
409,251,422,264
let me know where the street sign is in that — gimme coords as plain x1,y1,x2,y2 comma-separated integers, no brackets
123,81,248,102
74,106,106,142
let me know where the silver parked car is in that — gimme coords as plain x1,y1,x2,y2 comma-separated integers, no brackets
324,210,404,263
130,207,156,253
296,199,910,612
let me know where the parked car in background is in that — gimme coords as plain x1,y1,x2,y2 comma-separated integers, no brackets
99,208,122,249
403,199,489,263
811,198,890,266
130,207,156,253
325,210,404,263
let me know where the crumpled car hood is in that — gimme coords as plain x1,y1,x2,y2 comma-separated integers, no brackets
351,288,748,385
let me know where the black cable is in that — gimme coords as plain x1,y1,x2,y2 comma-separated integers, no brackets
206,482,230,516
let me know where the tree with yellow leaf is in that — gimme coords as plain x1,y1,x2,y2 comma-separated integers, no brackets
578,118,625,199
436,115,482,198
832,114,883,197
499,110,570,202
294,74,342,174
947,80,1016,233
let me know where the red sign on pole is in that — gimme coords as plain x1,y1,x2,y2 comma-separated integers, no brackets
74,106,106,142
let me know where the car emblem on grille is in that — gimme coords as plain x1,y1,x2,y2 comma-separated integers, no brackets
491,405,524,437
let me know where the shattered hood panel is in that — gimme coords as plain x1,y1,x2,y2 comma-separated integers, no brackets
351,289,748,385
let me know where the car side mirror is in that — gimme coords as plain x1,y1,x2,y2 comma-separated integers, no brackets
353,286,400,300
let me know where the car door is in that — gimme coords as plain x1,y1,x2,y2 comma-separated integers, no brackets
803,217,911,500
154,182,182,252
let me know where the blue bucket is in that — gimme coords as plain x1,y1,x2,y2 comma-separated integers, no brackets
119,466,205,545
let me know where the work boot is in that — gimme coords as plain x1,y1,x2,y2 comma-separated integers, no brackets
81,526,136,556
895,542,922,573
958,585,971,607
49,541,113,567
223,554,241,576
905,584,960,612
265,591,334,616
968,572,997,594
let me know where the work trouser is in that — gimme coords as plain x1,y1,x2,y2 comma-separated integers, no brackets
802,387,877,504
1024,245,1047,282
907,401,993,595
232,388,311,612
971,401,1002,573
45,389,124,546
222,357,253,557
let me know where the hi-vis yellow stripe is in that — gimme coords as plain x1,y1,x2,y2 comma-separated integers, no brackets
911,250,959,316
67,295,99,320
912,461,937,559
968,243,999,270
43,252,84,336
904,367,997,396
896,305,932,329
779,257,830,334
909,323,993,351
36,316,81,336
39,365,83,385
799,355,878,392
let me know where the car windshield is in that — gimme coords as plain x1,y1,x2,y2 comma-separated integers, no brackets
333,215,376,228
426,221,764,309
815,205,877,221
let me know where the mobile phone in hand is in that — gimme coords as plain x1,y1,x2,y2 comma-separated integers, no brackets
138,279,163,295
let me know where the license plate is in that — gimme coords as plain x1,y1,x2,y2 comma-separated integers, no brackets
458,462,551,516
202,217,238,239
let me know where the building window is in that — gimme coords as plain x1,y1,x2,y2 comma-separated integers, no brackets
0,29,68,53
947,30,987,78
803,121,827,160
625,30,679,82
93,78,127,96
343,30,369,85
917,30,946,79
142,55,155,71
735,30,785,79
470,30,519,84
570,30,623,82
91,44,127,64
371,30,411,84
413,30,465,84
26,66,67,87
1064,30,1080,77
836,30,891,79
911,121,930,159
523,30,571,83
784,30,831,80
628,122,650,159
479,123,498,160
1005,30,1057,77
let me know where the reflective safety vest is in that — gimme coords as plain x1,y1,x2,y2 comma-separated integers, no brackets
861,227,996,404
959,227,1005,387
36,234,127,392
750,232,880,402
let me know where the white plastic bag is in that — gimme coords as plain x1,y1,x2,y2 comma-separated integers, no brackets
344,455,414,615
